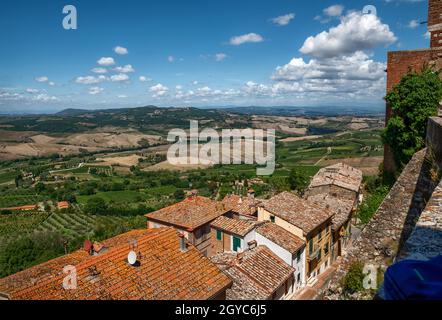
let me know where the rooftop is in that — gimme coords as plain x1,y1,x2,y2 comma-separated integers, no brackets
222,194,260,217
1,228,232,300
211,216,262,237
308,163,363,193
261,192,334,235
256,223,305,254
306,193,354,231
210,246,295,300
145,196,225,231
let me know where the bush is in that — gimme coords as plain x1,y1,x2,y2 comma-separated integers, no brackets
343,261,365,294
382,68,442,172
357,186,390,224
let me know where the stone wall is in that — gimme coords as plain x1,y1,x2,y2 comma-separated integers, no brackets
397,179,442,262
326,116,442,300
427,117,442,170
326,148,436,299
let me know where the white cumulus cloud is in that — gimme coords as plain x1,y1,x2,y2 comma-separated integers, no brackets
97,57,115,66
110,73,130,82
35,76,49,83
229,33,264,45
91,67,108,74
89,87,104,95
300,11,396,58
114,46,128,55
114,64,135,73
150,83,169,97
324,5,344,17
270,13,295,26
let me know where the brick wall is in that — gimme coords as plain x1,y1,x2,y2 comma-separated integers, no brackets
429,0,442,48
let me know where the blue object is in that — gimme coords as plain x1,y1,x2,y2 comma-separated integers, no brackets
383,255,442,300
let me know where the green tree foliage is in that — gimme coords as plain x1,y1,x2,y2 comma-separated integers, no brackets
0,232,65,277
382,68,442,171
288,168,309,193
84,197,108,215
173,189,185,201
343,261,365,294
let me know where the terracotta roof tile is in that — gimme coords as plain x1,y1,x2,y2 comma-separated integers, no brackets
261,192,334,235
308,163,362,193
222,195,260,217
256,223,305,254
211,216,263,237
211,246,294,300
1,228,232,300
145,196,225,231
306,193,354,231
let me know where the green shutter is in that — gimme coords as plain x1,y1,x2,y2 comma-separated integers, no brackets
233,236,241,252
216,230,222,241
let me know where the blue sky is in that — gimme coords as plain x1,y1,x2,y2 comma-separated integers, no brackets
0,0,430,113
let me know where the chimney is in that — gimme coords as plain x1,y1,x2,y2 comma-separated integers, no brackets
179,234,188,252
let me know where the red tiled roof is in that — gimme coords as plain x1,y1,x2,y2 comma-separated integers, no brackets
261,192,334,235
1,228,232,300
222,194,260,217
211,216,262,237
308,163,363,193
145,196,225,231
57,201,70,209
256,223,305,254
211,246,294,300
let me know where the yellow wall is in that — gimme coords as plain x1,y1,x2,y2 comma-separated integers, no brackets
258,207,305,240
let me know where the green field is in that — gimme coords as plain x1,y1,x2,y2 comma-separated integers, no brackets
77,190,150,204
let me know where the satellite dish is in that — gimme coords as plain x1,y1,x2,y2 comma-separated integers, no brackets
127,250,137,265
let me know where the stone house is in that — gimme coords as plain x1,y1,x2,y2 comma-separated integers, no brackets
305,163,363,202
304,163,363,261
210,216,307,294
221,193,260,220
211,246,296,300
210,216,262,254
145,195,226,257
257,192,334,285
255,222,306,291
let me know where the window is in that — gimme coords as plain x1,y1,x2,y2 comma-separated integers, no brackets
216,230,222,241
318,230,322,240
296,251,301,263
270,215,275,223
309,239,313,253
324,243,329,255
318,247,322,261
233,236,241,252
297,273,301,283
